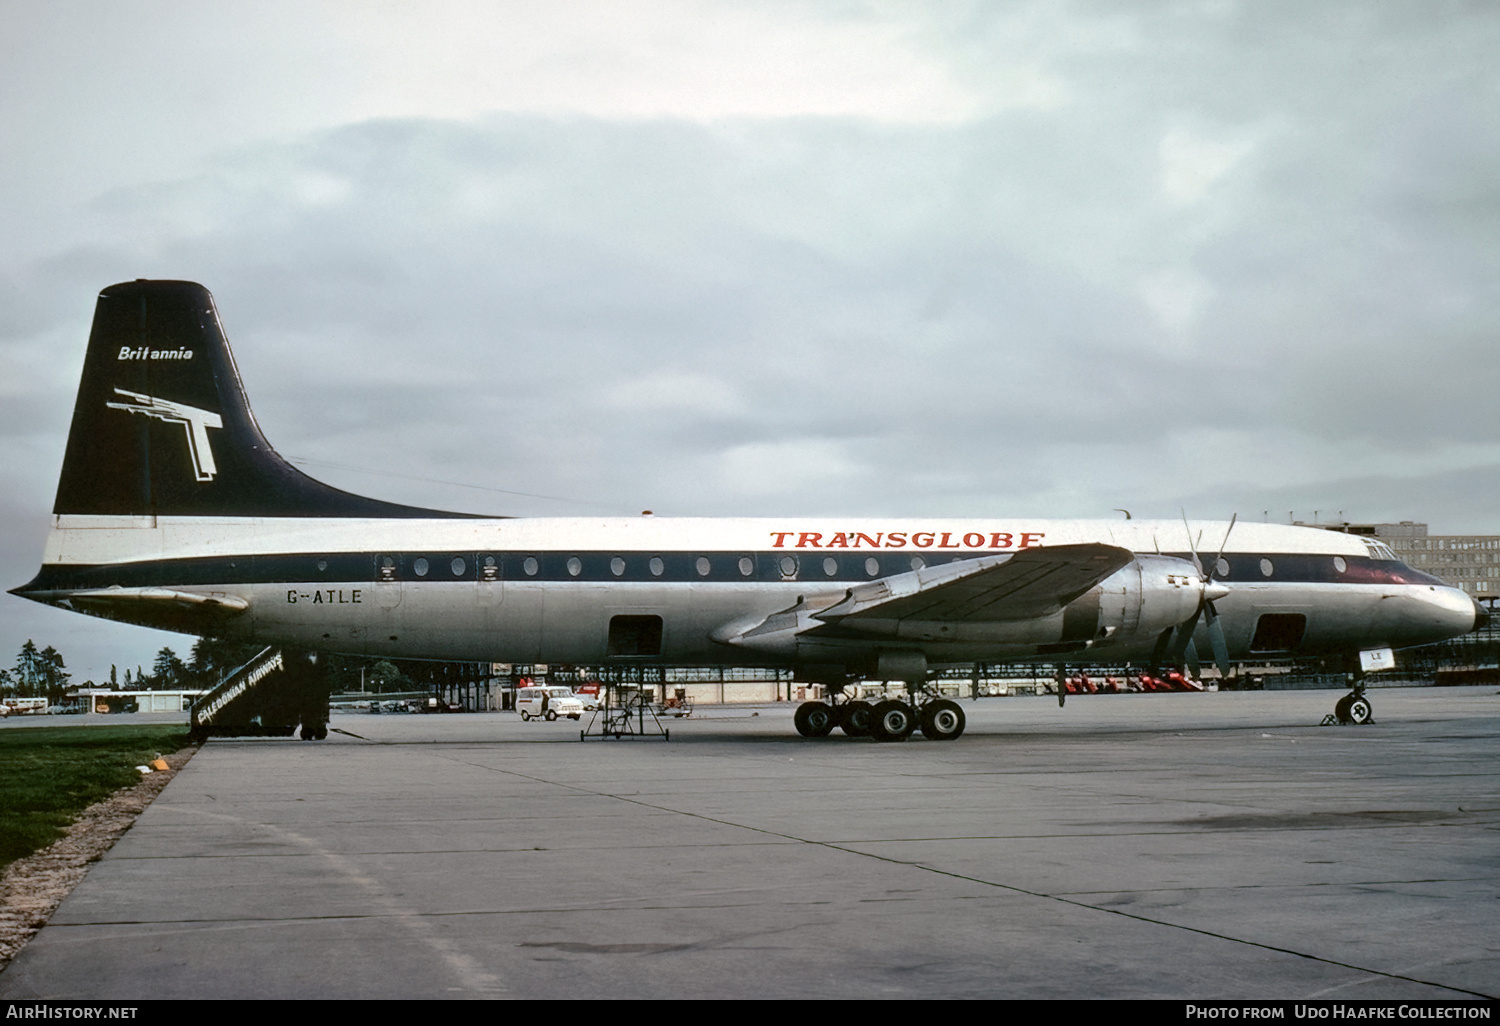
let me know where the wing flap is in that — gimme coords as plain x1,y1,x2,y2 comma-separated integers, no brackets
817,543,1134,625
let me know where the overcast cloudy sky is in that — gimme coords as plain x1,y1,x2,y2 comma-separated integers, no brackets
3,1,1498,681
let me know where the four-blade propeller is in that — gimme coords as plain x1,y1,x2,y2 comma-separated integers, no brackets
1160,513,1237,680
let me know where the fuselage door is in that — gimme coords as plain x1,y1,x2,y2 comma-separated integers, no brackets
375,554,402,609
1249,612,1306,653
478,554,503,606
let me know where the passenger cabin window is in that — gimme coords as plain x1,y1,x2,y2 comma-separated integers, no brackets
611,557,626,577
413,557,430,577
649,556,665,577
865,557,880,577
822,557,838,577
779,556,797,577
567,557,582,577
738,557,754,577
523,557,539,577
695,557,711,577
451,557,466,576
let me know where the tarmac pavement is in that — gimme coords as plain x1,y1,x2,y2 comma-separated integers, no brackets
0,687,1495,1000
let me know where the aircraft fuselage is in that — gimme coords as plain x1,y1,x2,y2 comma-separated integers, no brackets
18,514,1478,675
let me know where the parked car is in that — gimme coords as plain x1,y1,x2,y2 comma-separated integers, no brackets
517,686,585,721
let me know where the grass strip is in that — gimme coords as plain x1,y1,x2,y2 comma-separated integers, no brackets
0,724,192,870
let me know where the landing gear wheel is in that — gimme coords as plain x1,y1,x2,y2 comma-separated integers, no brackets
794,702,836,738
838,700,873,737
314,724,328,740
1335,693,1373,725
919,699,966,741
870,700,917,742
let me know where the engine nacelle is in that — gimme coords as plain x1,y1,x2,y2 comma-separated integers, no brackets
1093,554,1208,645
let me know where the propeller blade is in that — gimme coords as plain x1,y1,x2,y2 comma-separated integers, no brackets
1207,513,1238,582
1167,607,1202,664
1180,513,1238,681
1181,511,1205,578
1205,601,1233,679
1147,626,1173,676
1184,638,1201,679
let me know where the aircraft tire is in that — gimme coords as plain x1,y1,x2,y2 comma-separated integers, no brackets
794,702,836,738
870,700,916,742
809,704,835,737
1346,695,1372,724
919,699,966,741
794,701,820,737
838,701,873,737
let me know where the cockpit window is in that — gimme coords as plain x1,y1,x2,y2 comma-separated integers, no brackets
1362,540,1397,560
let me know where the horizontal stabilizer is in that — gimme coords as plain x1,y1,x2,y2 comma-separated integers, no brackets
45,586,248,632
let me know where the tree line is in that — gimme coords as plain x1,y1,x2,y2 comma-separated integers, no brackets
0,638,427,701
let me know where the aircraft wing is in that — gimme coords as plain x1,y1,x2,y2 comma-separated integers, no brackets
814,543,1135,625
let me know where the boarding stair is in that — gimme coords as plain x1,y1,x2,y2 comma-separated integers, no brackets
189,646,331,740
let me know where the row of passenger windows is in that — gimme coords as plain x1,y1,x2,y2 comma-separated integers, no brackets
359,552,1392,585
375,553,938,580
363,553,1357,582
561,554,936,578
378,556,498,579
529,554,921,578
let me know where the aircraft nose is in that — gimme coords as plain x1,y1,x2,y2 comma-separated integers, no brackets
1395,586,1487,646
1473,598,1491,633
1435,587,1485,637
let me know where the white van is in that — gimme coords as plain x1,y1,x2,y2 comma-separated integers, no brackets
517,686,585,721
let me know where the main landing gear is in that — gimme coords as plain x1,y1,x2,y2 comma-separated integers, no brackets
794,688,966,742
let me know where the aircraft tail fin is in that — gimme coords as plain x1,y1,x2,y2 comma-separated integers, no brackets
53,280,468,518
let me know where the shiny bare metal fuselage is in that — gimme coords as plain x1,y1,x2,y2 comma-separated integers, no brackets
22,513,1479,675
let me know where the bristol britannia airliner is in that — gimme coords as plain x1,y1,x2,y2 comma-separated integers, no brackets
10,281,1485,740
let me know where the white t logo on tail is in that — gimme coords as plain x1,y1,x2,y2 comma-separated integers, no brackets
106,389,224,481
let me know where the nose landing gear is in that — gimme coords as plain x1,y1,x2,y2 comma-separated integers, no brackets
1323,660,1376,727
1326,685,1374,725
